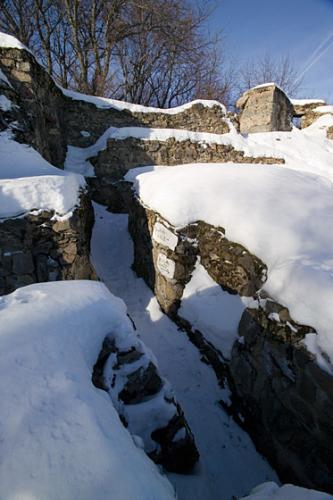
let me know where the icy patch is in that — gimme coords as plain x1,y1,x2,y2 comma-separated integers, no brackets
0,281,175,500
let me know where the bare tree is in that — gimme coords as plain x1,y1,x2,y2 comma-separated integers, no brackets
238,53,303,97
1,0,232,107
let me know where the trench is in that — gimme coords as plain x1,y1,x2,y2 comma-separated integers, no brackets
90,202,278,500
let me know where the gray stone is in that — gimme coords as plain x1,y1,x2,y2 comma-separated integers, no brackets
237,84,293,134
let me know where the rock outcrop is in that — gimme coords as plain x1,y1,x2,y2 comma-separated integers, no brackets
237,84,293,134
0,193,95,295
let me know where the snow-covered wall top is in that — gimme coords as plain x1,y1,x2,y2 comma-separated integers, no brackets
0,132,85,219
0,31,29,51
128,162,333,374
62,87,226,114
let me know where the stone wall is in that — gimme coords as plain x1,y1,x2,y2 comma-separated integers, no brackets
63,99,231,147
128,193,333,493
237,84,293,134
91,137,284,208
0,193,95,295
230,303,333,493
0,47,67,167
128,196,267,315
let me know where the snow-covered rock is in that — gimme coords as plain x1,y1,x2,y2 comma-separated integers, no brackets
0,280,176,500
241,482,333,499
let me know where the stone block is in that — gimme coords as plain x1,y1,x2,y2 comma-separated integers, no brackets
237,83,293,134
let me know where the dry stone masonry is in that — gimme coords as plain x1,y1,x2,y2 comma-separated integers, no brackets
0,193,95,295
128,192,333,494
230,300,333,493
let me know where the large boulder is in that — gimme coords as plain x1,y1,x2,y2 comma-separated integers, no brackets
236,83,293,134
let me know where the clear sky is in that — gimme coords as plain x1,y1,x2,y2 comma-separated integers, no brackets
208,0,333,101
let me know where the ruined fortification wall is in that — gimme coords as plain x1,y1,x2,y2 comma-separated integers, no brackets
0,194,95,295
128,193,333,493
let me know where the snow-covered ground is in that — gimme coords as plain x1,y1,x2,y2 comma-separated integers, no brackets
0,280,175,500
91,203,278,500
241,482,333,500
0,131,85,219
127,162,333,373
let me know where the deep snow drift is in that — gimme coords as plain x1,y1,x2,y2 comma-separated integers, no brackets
0,131,85,219
127,163,333,372
0,280,175,500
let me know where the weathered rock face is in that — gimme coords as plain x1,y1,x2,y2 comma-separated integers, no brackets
229,303,333,493
237,84,293,134
0,193,95,295
93,336,199,472
0,47,67,167
91,137,283,209
63,99,230,147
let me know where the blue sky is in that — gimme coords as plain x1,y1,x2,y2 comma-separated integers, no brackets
207,0,333,100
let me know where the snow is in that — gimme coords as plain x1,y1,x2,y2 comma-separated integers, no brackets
0,31,29,51
251,82,276,89
179,260,252,358
241,482,333,499
127,163,333,372
91,203,278,500
67,113,333,184
62,86,226,114
0,131,85,219
291,98,326,105
314,105,333,114
0,94,12,111
0,280,175,500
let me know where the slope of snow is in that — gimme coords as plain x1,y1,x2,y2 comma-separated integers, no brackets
0,67,12,87
241,482,333,499
91,203,278,500
0,131,85,219
179,260,252,358
62,86,226,114
0,94,12,111
0,280,175,500
127,163,333,373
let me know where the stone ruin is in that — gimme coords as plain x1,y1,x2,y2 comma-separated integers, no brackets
236,83,294,134
1,38,333,493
